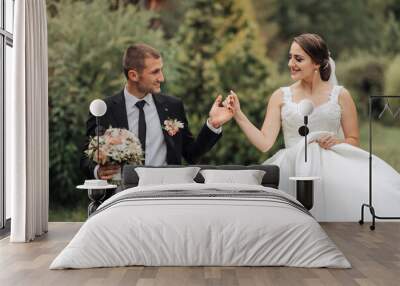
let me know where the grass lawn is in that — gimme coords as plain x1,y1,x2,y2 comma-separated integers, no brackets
359,121,400,172
49,205,87,222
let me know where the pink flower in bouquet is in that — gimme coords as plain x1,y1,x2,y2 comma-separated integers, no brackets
105,134,123,145
94,148,108,165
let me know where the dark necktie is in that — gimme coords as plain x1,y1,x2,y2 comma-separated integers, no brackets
135,101,146,160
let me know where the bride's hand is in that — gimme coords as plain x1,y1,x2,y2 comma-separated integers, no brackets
226,90,242,118
316,134,342,149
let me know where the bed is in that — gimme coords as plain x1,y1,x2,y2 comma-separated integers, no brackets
50,165,350,269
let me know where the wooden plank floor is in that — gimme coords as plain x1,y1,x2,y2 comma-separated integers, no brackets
0,222,399,286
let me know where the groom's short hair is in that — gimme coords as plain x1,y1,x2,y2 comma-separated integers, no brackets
123,44,161,79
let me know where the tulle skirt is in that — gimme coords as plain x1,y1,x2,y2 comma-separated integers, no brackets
264,132,400,221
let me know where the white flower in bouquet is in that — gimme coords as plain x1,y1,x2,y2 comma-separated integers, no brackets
85,127,144,165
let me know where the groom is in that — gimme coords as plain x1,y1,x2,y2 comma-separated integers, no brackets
80,43,233,180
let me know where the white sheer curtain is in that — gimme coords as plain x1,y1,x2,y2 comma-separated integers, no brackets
8,0,49,242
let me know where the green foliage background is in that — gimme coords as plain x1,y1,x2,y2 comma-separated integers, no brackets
170,0,281,165
48,0,176,207
47,0,400,221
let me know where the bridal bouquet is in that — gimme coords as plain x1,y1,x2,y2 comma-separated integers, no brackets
85,127,144,166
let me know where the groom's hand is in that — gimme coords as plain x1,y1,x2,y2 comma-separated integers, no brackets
208,95,234,128
97,164,120,180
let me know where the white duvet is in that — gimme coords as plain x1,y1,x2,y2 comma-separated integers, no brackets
50,183,350,269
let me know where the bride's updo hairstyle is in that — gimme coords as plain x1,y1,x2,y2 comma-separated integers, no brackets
294,33,331,81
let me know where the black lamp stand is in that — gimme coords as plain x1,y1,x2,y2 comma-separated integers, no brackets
359,95,400,230
298,116,309,162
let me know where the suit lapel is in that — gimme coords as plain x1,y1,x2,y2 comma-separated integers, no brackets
110,90,129,130
153,94,178,161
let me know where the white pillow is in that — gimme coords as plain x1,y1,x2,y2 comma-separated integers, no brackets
200,169,266,185
135,167,201,186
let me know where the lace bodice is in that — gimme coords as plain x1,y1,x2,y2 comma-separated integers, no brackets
280,85,343,148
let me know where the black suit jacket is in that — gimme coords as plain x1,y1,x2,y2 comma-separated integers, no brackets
80,90,222,179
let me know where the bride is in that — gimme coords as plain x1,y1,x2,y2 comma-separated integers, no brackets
227,33,400,221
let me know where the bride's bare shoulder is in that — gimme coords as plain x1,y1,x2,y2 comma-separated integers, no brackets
339,87,351,97
268,88,285,107
338,87,356,106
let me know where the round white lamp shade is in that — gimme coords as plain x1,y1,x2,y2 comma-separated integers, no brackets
89,99,107,117
298,99,314,116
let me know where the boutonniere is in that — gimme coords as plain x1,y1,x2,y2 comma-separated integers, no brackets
163,118,184,136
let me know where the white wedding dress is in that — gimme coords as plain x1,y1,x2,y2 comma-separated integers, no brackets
265,85,400,221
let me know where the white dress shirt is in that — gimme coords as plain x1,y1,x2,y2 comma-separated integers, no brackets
124,88,167,166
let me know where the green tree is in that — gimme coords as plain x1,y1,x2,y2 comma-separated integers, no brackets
254,0,389,70
336,52,387,118
48,0,174,210
169,0,280,165
384,55,400,96
379,13,400,55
